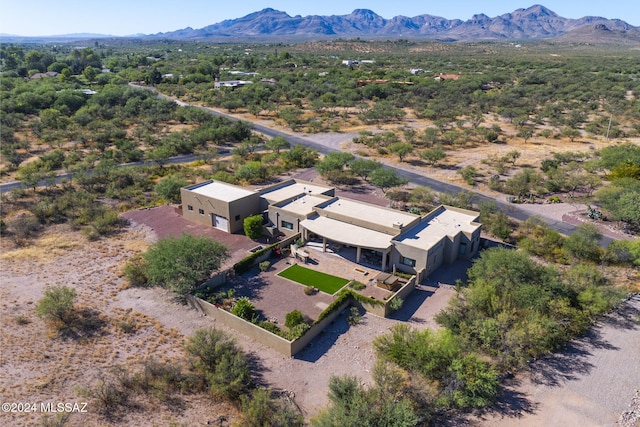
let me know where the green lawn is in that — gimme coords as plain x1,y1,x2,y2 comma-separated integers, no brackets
278,264,350,295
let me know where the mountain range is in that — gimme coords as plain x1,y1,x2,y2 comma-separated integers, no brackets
150,4,639,42
2,5,638,43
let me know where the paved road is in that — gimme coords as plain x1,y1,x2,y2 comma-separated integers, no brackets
0,84,616,246
140,85,613,245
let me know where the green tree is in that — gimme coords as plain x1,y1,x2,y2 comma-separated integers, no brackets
421,146,446,166
281,145,318,168
154,176,188,203
349,159,382,182
265,136,290,154
564,223,602,262
141,234,228,296
83,66,98,82
370,168,408,193
36,286,77,325
243,214,264,240
516,127,534,144
389,142,413,162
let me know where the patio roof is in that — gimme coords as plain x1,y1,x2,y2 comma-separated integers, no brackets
300,216,393,251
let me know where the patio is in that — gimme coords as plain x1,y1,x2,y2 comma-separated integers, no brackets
298,242,399,301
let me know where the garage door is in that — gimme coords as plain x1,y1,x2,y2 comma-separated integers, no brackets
213,215,228,232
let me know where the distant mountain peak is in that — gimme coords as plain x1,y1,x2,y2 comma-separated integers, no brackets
147,4,638,42
351,9,378,16
524,4,556,14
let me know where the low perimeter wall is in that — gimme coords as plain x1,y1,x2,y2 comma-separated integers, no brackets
359,275,416,318
187,294,351,358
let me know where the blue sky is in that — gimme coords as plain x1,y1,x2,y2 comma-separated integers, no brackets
0,0,637,36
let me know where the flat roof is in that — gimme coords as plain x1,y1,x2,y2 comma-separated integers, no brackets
260,181,332,204
187,181,257,202
277,195,328,216
319,198,417,229
301,216,393,251
393,207,480,250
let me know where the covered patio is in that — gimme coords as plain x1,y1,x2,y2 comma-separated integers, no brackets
300,216,393,271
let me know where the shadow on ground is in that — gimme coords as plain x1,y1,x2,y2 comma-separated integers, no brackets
293,313,352,363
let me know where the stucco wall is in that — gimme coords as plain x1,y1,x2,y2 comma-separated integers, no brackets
268,206,306,238
228,195,262,233
187,295,295,356
180,186,261,233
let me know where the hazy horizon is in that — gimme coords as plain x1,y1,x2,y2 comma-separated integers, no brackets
1,0,637,37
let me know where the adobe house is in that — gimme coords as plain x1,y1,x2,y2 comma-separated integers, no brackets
181,179,481,275
180,181,261,233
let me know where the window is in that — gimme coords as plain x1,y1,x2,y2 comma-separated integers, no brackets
187,205,193,211
459,242,467,255
400,256,416,267
281,220,293,230
198,209,204,215
235,215,241,221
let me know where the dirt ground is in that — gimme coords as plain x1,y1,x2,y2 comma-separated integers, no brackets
0,220,461,425
0,224,241,427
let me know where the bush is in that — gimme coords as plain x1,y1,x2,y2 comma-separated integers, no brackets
347,306,362,325
349,281,366,290
185,328,250,401
36,286,77,326
123,254,149,287
233,242,278,275
259,261,271,272
232,297,256,321
285,309,305,329
243,214,264,240
154,176,188,203
239,389,304,427
389,297,404,312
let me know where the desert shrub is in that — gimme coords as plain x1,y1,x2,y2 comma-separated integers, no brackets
347,306,362,325
286,323,310,340
564,223,602,263
14,315,31,325
457,165,478,185
349,281,366,290
7,213,40,245
258,321,284,336
285,309,305,329
39,413,71,427
36,286,77,326
185,328,251,401
239,389,304,427
312,375,417,427
123,254,150,287
259,261,271,272
154,176,188,203
389,297,404,312
233,242,278,275
232,297,256,321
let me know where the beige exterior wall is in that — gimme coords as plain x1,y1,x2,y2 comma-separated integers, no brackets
268,206,305,238
180,186,261,233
